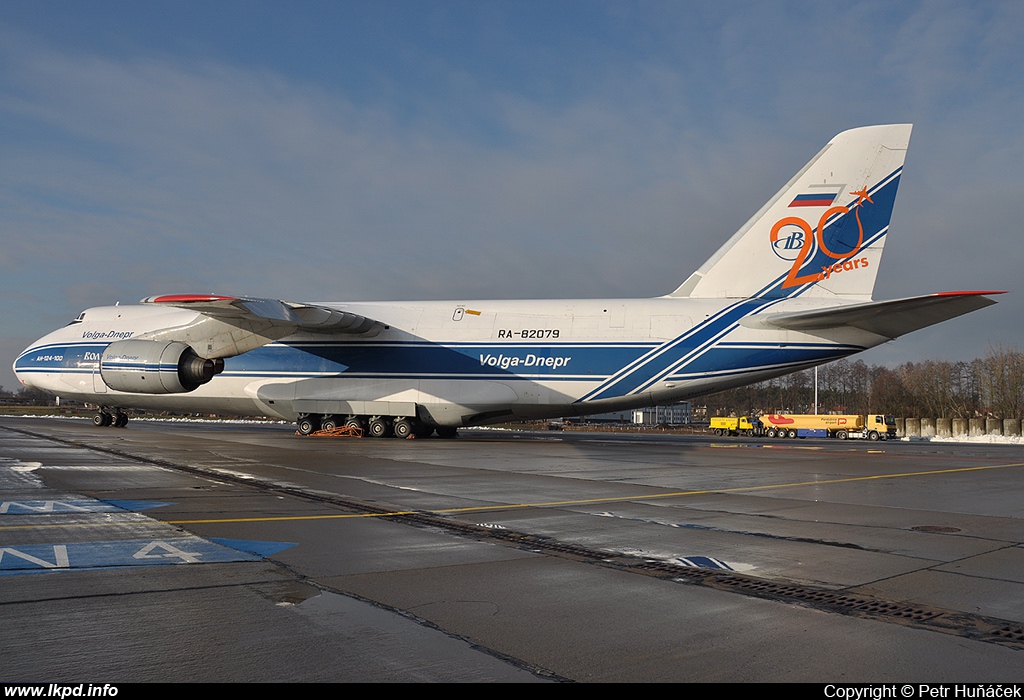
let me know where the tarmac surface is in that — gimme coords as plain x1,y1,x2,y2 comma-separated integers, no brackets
2,416,1024,682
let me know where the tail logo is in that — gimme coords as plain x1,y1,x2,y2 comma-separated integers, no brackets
769,224,807,261
773,187,872,289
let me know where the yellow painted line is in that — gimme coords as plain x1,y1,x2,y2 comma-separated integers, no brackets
164,459,1024,525
4,460,1024,530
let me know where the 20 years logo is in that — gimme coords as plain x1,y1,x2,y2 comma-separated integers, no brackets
773,187,873,289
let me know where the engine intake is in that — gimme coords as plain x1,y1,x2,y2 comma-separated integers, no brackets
100,340,225,394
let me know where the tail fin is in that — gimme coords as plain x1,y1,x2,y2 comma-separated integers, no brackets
670,124,912,300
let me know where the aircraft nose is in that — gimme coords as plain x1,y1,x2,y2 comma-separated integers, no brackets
13,344,40,389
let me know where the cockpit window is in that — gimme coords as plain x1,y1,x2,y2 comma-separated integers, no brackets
65,311,86,326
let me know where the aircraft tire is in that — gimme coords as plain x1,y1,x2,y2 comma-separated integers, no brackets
113,413,129,428
297,416,318,435
393,418,414,439
368,417,392,438
345,417,366,432
93,412,111,427
395,417,419,440
320,416,338,432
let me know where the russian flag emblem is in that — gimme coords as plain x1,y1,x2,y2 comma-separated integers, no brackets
789,192,838,207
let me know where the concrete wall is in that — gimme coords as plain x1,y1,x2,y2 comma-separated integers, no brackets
895,417,1020,437
820,416,1019,439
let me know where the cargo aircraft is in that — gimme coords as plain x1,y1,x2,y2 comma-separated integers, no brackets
13,124,1002,437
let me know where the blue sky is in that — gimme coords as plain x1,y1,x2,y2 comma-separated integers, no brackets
3,1,1023,392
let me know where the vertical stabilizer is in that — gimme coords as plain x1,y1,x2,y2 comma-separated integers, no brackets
670,124,912,300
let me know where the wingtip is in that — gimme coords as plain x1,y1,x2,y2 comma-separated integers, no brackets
932,290,1007,297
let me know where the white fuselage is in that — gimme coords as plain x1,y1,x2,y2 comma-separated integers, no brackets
15,296,882,427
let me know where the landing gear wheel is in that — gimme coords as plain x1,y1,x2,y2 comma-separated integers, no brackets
297,416,318,435
368,416,392,438
345,417,366,432
320,416,338,432
93,412,112,427
113,412,129,428
393,418,414,439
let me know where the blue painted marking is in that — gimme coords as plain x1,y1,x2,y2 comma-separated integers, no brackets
210,537,297,557
100,500,172,512
0,537,260,575
673,556,734,571
0,500,123,514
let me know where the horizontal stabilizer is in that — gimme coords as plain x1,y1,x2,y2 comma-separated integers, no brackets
762,291,1004,339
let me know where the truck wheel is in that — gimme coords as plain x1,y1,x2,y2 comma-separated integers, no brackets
836,430,848,440
787,429,798,439
868,431,880,441
766,428,777,438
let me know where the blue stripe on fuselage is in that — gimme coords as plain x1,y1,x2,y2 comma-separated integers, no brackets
224,341,656,378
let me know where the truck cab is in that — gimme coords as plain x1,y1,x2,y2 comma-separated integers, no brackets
866,414,898,440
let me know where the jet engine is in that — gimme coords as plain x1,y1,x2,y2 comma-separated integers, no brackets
99,340,225,394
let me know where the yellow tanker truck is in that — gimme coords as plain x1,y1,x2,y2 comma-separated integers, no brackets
709,416,756,436
757,414,896,441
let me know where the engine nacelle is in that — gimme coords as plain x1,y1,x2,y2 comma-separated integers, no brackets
100,340,225,394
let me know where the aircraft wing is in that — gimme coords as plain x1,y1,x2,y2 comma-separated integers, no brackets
762,291,1004,339
136,294,382,358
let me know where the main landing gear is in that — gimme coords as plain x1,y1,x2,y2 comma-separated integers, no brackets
296,413,457,439
92,409,129,428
